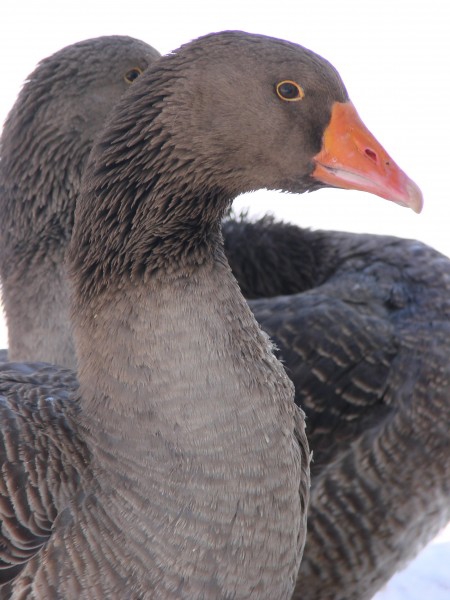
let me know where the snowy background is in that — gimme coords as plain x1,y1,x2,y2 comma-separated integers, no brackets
0,1,449,597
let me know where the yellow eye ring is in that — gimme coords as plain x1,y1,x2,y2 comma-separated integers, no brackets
276,80,305,102
124,67,143,84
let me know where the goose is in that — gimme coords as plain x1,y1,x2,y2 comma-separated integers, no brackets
0,35,161,368
0,29,389,598
223,215,450,599
0,31,425,598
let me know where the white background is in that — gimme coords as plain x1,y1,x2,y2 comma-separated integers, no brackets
1,1,449,597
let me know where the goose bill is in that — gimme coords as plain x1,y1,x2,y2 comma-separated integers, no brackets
312,101,423,214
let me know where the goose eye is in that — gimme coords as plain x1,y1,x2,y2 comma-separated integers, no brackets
276,80,305,102
124,67,143,84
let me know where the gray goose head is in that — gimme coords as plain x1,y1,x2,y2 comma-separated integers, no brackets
0,36,160,368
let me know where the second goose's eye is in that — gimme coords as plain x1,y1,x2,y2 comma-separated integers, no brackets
276,80,305,102
124,67,143,84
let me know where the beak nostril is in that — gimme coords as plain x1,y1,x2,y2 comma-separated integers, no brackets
365,148,378,163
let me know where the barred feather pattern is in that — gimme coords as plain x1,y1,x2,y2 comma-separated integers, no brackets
0,362,89,596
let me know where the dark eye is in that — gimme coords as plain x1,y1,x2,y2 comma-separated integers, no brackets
124,67,143,84
276,80,305,102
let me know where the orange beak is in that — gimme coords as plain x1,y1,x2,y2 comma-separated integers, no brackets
312,102,423,213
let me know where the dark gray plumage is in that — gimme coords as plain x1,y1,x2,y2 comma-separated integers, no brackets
224,216,450,600
0,31,324,598
0,35,161,368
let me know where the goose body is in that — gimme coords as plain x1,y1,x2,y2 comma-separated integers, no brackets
0,36,161,368
224,216,450,598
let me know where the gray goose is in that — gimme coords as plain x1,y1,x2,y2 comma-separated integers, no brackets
224,216,450,599
0,30,334,598
0,32,428,590
0,36,161,368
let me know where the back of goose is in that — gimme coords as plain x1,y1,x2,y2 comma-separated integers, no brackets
224,215,450,599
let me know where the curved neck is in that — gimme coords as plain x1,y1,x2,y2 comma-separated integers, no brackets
74,248,288,442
